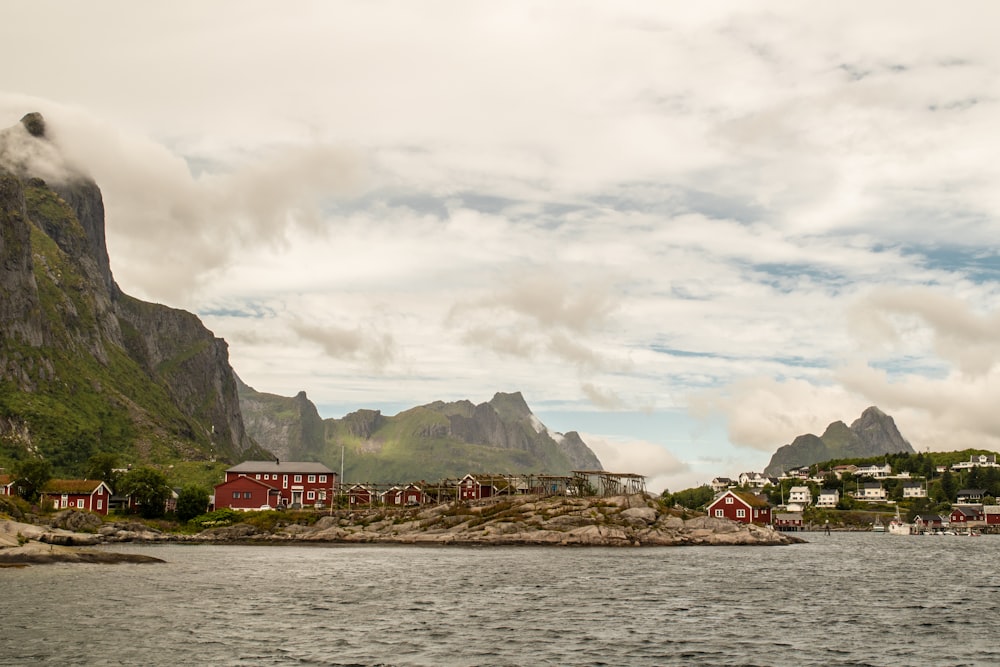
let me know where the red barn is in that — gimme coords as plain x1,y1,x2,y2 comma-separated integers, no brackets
706,490,772,525
40,479,113,515
219,460,337,509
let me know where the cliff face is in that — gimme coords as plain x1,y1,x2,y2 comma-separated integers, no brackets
239,388,603,483
0,113,257,472
764,406,915,476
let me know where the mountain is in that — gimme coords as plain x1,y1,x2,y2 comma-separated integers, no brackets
0,113,263,475
763,406,915,476
238,385,603,483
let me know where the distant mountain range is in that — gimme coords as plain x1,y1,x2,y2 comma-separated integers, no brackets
764,406,914,476
238,382,602,484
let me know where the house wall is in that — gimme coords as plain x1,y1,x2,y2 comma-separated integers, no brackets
214,477,276,510
708,493,771,525
225,470,335,507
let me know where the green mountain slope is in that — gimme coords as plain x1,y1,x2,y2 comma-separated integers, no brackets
0,113,263,477
238,384,603,483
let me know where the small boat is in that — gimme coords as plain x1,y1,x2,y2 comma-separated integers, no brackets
872,516,886,533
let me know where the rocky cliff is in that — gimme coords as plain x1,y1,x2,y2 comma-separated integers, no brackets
764,406,914,476
239,387,602,483
0,113,258,473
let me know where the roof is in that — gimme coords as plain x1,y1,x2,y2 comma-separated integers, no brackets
0,474,13,486
41,479,108,494
713,490,770,509
214,476,279,492
952,506,981,517
983,505,1000,515
789,486,810,493
227,461,335,474
775,513,803,521
819,488,839,494
957,488,988,495
915,514,944,521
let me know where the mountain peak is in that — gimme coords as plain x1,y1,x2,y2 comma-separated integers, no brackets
21,112,46,138
764,406,914,476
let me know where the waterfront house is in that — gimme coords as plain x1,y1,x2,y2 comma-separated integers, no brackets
40,479,113,515
213,475,282,511
816,488,840,507
706,490,772,525
950,506,984,526
984,506,1000,525
956,489,988,504
788,486,812,505
220,460,337,508
0,474,14,496
902,482,927,499
774,512,804,531
914,514,946,532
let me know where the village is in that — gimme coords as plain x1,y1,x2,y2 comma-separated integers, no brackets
705,453,1000,534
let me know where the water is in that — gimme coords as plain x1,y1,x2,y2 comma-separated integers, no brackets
2,533,998,666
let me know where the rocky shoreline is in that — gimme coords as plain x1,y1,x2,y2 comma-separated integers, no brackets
1,494,803,565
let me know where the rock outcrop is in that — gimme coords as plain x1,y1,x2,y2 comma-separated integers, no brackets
0,112,258,468
764,406,915,476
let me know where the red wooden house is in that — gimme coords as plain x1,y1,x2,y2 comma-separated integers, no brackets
950,506,983,525
0,474,15,496
40,479,113,515
347,484,377,506
984,506,1000,526
457,474,495,501
706,490,772,525
218,460,337,509
384,484,428,507
214,475,282,510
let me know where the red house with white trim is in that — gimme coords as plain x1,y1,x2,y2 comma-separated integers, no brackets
0,474,15,496
385,484,428,507
40,479,113,515
706,490,772,525
458,474,495,501
217,460,337,509
347,484,377,506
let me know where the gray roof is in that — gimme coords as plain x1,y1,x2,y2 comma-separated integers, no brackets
227,460,335,474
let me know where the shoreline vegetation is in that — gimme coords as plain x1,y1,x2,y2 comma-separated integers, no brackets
1,494,802,565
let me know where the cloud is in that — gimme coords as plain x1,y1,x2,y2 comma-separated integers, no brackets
291,320,396,370
580,383,625,410
583,433,688,495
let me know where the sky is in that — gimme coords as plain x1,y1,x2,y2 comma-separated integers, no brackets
4,2,1000,493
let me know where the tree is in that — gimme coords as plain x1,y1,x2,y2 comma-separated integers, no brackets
14,459,52,503
939,469,956,503
118,467,171,519
670,485,715,510
84,453,122,492
175,484,210,522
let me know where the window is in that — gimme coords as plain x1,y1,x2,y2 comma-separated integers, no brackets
77,499,85,508
319,475,327,483
233,491,241,499
308,475,316,483
725,496,733,504
97,499,103,510
243,492,252,499
714,509,724,518
307,491,315,500
736,509,746,518
294,475,302,483
255,474,261,479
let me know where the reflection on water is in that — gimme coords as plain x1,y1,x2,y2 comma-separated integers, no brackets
2,534,999,666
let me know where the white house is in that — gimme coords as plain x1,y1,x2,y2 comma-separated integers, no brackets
855,464,892,478
902,482,928,499
816,488,840,507
951,454,1000,471
856,481,887,502
788,486,812,505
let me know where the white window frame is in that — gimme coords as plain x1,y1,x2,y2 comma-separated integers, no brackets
308,475,316,483
319,475,327,483
714,509,724,518
736,509,746,518
294,474,302,483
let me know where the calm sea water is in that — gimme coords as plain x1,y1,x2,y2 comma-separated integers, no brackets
2,533,998,666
